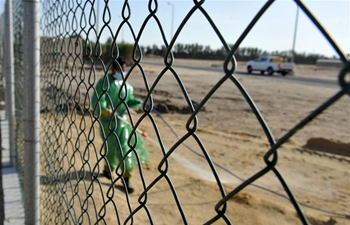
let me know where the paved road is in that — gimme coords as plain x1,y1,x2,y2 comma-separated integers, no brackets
236,71,339,88
141,60,340,88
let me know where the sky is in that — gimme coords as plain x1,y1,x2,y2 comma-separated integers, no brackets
0,0,349,58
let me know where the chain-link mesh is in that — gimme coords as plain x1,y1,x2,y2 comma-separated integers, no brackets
12,0,24,197
7,0,350,224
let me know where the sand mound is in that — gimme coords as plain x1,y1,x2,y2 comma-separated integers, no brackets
304,137,350,157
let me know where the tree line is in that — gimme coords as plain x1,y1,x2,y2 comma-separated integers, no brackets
140,43,335,64
84,38,338,65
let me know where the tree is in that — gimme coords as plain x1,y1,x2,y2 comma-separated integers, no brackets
140,43,329,64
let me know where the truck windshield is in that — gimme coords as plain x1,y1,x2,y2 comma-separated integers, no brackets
255,57,267,62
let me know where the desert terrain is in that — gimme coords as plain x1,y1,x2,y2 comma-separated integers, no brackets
40,58,349,225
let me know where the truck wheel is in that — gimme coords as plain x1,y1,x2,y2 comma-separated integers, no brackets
247,66,252,74
260,71,264,75
267,67,274,75
281,71,287,76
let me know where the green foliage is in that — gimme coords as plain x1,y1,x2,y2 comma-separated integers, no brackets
83,39,136,66
118,42,134,64
83,38,335,65
142,43,332,64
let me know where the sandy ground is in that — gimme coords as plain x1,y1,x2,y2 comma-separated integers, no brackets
40,58,349,224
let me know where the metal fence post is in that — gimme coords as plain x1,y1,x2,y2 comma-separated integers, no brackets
5,0,15,167
23,0,40,224
1,8,7,115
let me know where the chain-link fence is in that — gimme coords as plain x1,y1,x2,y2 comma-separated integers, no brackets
12,0,25,198
2,0,350,224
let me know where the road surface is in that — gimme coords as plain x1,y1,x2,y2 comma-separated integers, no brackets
140,59,341,89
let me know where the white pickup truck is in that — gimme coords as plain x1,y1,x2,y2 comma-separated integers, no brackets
246,56,295,76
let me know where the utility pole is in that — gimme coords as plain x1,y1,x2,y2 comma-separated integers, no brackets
292,6,299,62
96,0,100,41
167,2,174,41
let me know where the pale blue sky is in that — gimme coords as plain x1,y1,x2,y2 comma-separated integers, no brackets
1,0,349,57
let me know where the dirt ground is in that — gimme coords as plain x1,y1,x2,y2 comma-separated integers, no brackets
41,58,349,224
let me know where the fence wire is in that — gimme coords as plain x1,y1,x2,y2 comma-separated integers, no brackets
12,0,24,196
7,0,350,224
